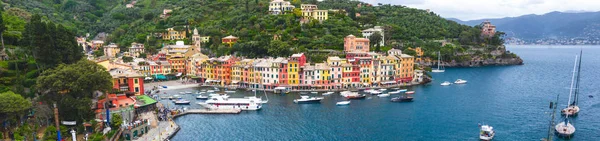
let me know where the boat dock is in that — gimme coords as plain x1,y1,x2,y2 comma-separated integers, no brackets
172,109,242,118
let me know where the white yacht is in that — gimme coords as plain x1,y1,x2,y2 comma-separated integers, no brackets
323,92,334,96
388,91,401,94
555,122,575,138
185,91,192,94
293,95,324,104
369,90,382,95
440,81,452,86
379,89,387,91
479,124,495,141
198,95,263,110
454,79,467,84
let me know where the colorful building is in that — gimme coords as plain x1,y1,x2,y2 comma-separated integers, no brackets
398,54,415,83
162,27,187,40
110,68,145,95
222,35,238,47
288,53,306,86
327,56,344,89
129,42,145,58
344,35,370,53
481,20,496,38
269,0,295,15
301,4,328,22
104,43,120,58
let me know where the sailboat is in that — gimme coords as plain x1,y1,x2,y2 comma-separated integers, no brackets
431,51,445,73
562,51,582,116
555,54,580,138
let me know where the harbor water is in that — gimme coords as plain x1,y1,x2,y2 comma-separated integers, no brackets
162,45,600,140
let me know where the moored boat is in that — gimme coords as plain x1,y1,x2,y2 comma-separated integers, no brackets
185,91,192,94
323,92,334,95
196,95,209,100
405,91,415,94
379,89,387,91
391,96,413,102
377,93,390,97
369,90,382,95
225,91,236,93
479,124,495,141
198,95,263,110
293,95,324,104
174,99,191,105
555,122,575,138
389,91,401,94
179,92,185,94
345,94,367,99
454,79,467,84
441,81,452,86
336,101,351,106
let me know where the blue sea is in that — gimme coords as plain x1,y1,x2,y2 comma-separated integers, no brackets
162,45,600,141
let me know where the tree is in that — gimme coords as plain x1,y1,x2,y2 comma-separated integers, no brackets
0,7,7,60
138,53,147,58
403,48,417,56
0,91,31,137
369,31,383,52
36,60,112,121
267,40,290,57
122,56,133,62
111,113,122,129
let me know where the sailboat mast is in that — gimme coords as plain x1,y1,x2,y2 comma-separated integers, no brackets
564,55,578,124
572,50,582,106
437,51,441,70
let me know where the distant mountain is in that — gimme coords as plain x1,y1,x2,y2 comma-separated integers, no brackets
448,11,600,40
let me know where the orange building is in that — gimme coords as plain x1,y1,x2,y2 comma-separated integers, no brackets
344,35,370,53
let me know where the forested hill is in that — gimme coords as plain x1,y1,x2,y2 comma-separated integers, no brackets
1,0,515,63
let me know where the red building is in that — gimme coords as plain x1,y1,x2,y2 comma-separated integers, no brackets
110,68,145,95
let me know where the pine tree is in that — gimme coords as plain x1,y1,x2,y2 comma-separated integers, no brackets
0,7,7,60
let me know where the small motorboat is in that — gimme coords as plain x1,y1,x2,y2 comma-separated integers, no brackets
346,94,367,99
391,96,413,102
398,89,407,92
293,95,324,104
207,90,215,93
379,89,387,91
311,92,318,94
323,92,334,95
388,91,401,94
369,90,382,95
162,85,168,88
454,79,467,84
225,91,236,93
441,81,452,86
174,100,191,105
392,88,400,90
179,92,185,94
377,94,390,97
405,91,415,94
336,101,351,106
479,124,495,141
185,91,193,94
589,95,593,98
196,95,209,100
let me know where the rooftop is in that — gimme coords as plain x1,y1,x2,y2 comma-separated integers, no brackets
109,68,143,78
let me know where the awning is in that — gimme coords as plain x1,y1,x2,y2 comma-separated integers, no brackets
144,77,153,80
61,121,77,126
232,81,240,84
363,83,370,86
176,73,183,77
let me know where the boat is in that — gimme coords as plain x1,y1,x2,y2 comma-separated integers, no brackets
345,94,367,99
336,101,351,106
440,81,452,86
196,95,209,100
377,94,390,97
454,79,467,84
379,89,387,91
311,92,318,94
589,95,594,98
207,90,215,93
168,95,182,100
392,88,400,90
555,54,582,138
562,51,583,117
391,96,413,102
388,91,401,94
198,95,263,110
479,124,495,141
225,91,236,93
431,51,445,73
179,92,185,94
398,89,408,92
405,91,415,94
185,91,192,94
174,99,191,105
323,92,334,96
293,95,324,104
162,85,168,88
369,90,382,95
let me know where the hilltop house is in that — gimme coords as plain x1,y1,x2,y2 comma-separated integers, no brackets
361,26,384,46
481,20,496,38
162,26,187,40
344,35,370,53
269,0,295,15
301,4,328,23
104,43,120,58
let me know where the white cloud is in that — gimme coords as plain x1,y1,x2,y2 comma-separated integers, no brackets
363,0,600,20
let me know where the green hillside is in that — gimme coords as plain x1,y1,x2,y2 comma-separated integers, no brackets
1,0,507,60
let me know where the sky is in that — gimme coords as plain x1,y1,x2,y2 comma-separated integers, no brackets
362,0,600,20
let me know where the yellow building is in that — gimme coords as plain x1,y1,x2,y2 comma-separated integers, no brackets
287,61,299,85
399,54,415,83
163,27,187,40
315,63,331,87
301,4,328,22
103,43,120,58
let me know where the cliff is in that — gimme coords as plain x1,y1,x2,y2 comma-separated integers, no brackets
421,45,524,67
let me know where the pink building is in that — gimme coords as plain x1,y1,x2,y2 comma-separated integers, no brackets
344,35,370,53
481,20,496,38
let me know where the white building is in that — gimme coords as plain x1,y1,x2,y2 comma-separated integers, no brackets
269,0,295,15
129,42,145,58
302,64,315,85
362,26,385,46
